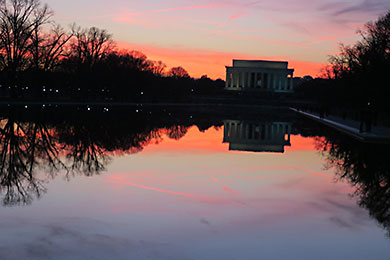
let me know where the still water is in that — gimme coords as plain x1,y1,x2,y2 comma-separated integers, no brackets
0,106,389,259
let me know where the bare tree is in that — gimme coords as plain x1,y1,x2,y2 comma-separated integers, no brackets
30,23,73,71
70,24,115,68
151,60,166,76
127,50,152,71
168,66,190,78
0,0,52,74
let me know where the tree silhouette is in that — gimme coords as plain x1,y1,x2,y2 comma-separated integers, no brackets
30,23,73,71
70,25,115,70
168,66,190,78
0,0,227,102
151,60,167,76
327,10,390,108
0,0,52,75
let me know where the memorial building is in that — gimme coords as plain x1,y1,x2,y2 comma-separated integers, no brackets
225,60,294,92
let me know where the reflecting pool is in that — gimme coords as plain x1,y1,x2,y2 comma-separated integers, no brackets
0,106,389,259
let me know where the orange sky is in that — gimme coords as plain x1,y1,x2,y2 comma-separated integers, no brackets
47,0,390,79
118,42,325,79
140,126,317,154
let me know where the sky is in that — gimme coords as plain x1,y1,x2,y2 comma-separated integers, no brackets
45,0,390,79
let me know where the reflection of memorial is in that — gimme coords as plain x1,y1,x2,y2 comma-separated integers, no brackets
223,120,292,153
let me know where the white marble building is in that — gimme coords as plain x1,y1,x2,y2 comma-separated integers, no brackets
225,60,294,92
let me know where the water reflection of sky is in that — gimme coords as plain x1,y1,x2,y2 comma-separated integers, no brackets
0,126,389,260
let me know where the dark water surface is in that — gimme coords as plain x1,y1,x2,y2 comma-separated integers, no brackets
0,105,389,260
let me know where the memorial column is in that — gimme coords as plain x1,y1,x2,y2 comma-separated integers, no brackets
225,68,230,89
247,71,251,88
254,72,258,88
242,72,246,89
224,122,229,140
272,73,276,90
284,74,288,90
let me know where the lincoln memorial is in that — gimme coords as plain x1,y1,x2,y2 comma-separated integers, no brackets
225,60,295,92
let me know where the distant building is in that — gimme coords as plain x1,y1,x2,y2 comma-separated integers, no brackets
223,120,292,153
225,60,295,92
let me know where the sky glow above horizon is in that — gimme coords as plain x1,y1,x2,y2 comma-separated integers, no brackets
46,0,390,79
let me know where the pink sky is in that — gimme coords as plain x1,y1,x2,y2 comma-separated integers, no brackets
47,0,390,78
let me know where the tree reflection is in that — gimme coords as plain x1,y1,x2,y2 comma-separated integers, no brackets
315,134,390,236
0,119,62,205
58,124,111,176
165,125,189,140
0,107,219,205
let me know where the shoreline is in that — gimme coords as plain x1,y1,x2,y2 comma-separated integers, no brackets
291,108,390,144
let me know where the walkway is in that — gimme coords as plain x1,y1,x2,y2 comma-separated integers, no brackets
290,108,390,143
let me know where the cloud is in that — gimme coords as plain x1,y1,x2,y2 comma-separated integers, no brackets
211,176,240,195
329,216,356,228
280,22,311,35
119,4,221,16
307,37,338,44
0,220,194,260
200,218,211,225
218,11,249,28
107,175,224,202
332,0,390,16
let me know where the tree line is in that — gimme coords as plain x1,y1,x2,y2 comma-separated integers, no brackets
0,0,224,101
296,10,390,111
